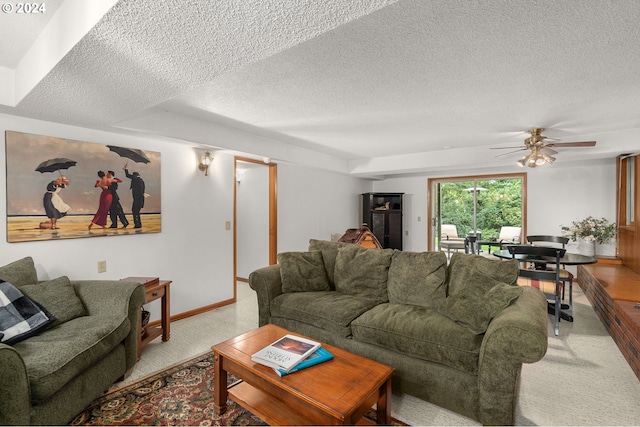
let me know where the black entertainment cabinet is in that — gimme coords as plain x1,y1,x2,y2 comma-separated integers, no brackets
361,192,404,250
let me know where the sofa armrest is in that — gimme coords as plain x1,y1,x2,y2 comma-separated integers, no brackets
0,344,30,425
72,280,146,371
248,265,283,326
477,286,548,425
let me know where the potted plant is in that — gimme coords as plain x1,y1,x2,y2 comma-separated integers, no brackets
561,216,617,256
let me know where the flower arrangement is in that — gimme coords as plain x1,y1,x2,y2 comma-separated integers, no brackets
561,216,617,244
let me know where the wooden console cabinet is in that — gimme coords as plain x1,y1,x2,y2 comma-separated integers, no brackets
121,276,171,359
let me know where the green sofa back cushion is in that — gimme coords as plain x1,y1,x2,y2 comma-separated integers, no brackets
21,276,87,327
447,252,519,295
334,245,394,303
443,271,523,334
0,256,38,288
388,251,448,308
277,251,331,293
308,239,349,288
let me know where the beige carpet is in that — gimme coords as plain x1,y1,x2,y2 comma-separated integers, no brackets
116,282,640,426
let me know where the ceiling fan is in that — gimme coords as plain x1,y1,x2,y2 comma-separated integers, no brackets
492,128,596,168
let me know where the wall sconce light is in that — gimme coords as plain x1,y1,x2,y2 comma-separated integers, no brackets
198,151,213,176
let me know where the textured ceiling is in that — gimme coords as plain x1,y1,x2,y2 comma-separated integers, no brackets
2,0,640,177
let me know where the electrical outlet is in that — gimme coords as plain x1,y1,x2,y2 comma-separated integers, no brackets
225,221,231,230
97,260,107,273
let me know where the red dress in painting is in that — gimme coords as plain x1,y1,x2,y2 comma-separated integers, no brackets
91,186,113,227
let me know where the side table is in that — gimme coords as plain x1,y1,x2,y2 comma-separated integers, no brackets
121,276,172,360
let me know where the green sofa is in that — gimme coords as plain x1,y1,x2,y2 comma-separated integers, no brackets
249,240,549,426
0,257,145,425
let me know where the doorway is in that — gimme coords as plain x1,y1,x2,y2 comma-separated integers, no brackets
427,173,526,251
233,157,277,298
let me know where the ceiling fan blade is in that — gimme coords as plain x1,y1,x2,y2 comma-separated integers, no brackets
540,136,561,142
547,141,596,148
490,146,528,150
495,148,527,158
540,146,558,155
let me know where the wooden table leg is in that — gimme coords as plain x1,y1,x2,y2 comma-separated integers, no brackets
136,307,142,361
376,377,392,425
161,282,170,341
213,352,228,415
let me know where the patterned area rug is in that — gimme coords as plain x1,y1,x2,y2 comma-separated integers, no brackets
70,352,406,426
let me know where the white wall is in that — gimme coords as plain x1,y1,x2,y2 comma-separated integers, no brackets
277,163,372,252
0,114,236,321
0,113,373,322
373,159,618,255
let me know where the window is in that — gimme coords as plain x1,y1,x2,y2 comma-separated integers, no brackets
428,173,526,251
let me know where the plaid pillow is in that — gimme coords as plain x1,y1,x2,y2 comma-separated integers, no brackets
0,280,54,345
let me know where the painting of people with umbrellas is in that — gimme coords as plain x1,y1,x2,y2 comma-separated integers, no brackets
5,130,161,243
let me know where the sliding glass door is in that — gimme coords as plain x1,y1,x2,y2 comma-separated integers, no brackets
429,174,526,251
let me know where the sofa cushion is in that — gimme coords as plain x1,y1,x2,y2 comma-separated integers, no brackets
20,276,87,327
334,245,394,303
308,239,350,288
388,251,447,308
443,271,523,334
351,303,483,374
447,253,519,295
278,251,331,293
270,291,382,337
0,280,54,345
12,314,130,403
0,257,38,288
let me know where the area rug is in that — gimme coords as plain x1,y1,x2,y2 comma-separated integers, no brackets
70,352,407,426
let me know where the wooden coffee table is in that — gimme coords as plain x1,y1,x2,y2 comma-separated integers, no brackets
211,324,394,425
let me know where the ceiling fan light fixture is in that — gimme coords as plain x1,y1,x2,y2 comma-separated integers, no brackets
535,156,546,166
542,153,556,164
516,158,526,167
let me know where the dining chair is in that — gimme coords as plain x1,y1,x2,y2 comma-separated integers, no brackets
440,224,465,257
526,235,574,312
507,244,566,335
498,226,522,245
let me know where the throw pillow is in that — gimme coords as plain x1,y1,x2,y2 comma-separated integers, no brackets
21,276,87,326
443,271,523,334
0,280,55,345
388,251,448,308
308,239,349,288
0,256,38,288
334,245,395,303
447,252,519,296
278,251,331,293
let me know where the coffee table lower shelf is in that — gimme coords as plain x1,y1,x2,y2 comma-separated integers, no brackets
228,376,381,426
229,381,316,426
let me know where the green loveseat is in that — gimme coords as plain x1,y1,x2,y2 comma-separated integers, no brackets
0,257,145,425
249,240,549,426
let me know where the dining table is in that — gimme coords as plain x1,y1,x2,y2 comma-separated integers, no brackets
492,247,597,322
492,249,597,265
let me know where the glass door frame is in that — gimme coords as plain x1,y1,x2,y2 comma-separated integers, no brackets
427,172,527,251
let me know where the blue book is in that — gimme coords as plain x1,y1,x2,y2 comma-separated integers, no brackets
273,347,334,377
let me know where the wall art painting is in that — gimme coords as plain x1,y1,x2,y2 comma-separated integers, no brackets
5,130,161,243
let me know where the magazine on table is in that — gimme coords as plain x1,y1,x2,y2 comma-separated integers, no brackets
272,346,334,377
251,334,321,372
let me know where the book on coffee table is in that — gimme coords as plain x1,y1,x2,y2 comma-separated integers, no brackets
251,334,321,373
273,346,334,377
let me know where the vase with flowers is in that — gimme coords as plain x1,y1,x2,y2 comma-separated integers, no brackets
561,216,617,256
